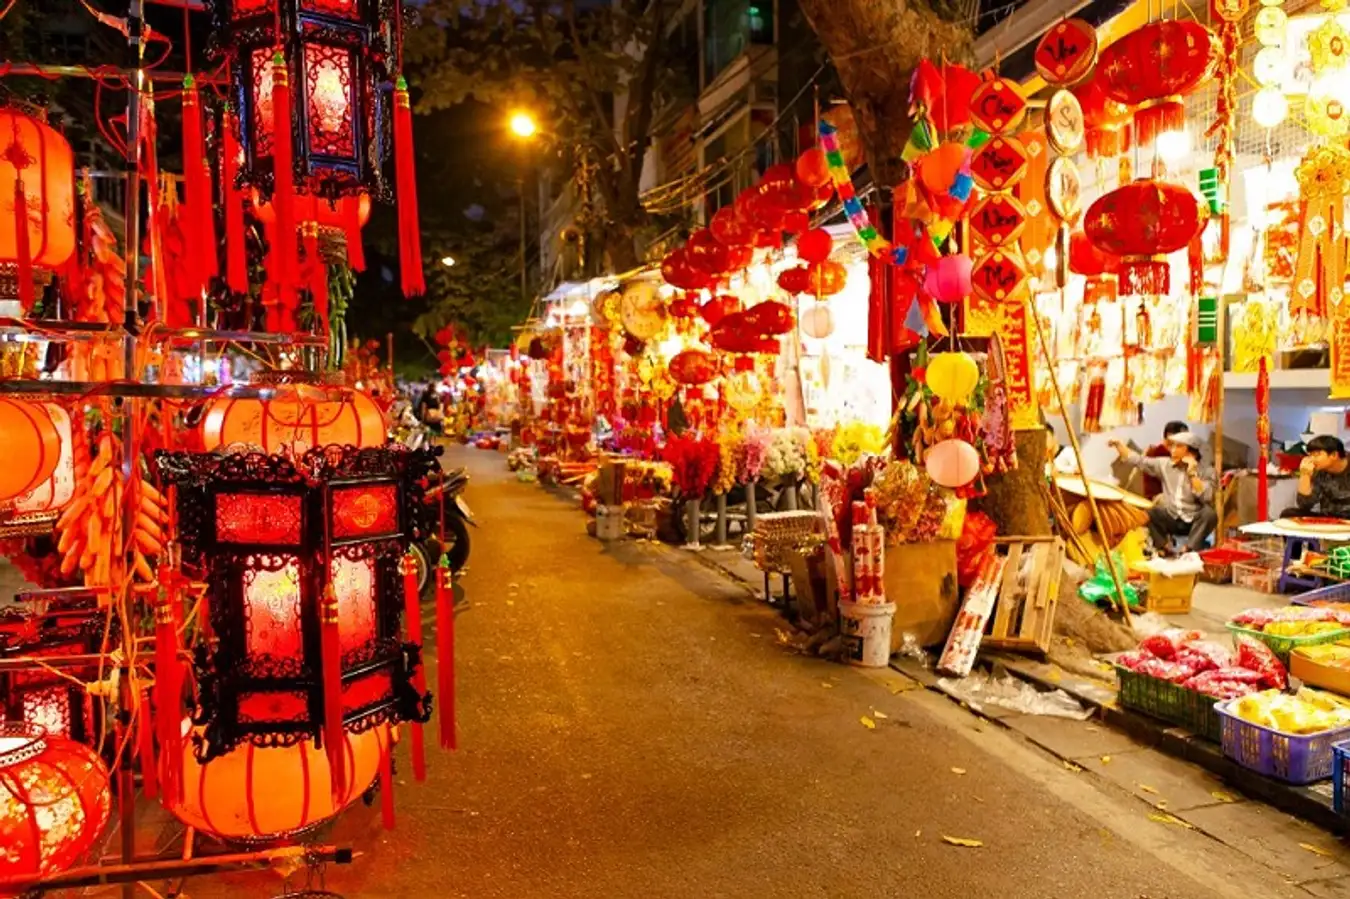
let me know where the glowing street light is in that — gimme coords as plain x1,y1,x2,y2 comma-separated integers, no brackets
441,256,456,268
509,111,538,139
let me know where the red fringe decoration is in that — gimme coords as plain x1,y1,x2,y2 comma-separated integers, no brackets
12,178,34,311
1134,100,1185,146
401,553,427,781
137,687,159,799
345,199,366,272
223,110,249,293
1120,258,1170,297
379,729,396,830
319,584,347,804
304,224,328,336
393,76,425,297
181,80,212,295
435,565,456,750
270,52,299,323
154,568,184,805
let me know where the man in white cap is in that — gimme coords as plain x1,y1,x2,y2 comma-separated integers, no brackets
1109,430,1217,555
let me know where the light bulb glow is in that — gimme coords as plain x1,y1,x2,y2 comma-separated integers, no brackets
509,112,538,139
1155,129,1191,164
1253,87,1289,128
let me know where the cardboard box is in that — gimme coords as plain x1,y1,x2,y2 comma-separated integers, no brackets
1145,572,1196,615
883,539,959,649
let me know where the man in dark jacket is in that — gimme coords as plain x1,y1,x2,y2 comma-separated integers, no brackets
1291,435,1350,519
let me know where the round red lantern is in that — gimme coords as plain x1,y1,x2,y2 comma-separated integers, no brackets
0,724,112,879
1084,180,1205,295
0,108,77,306
777,266,812,295
1073,70,1132,160
797,229,833,265
807,261,848,297
1098,21,1220,144
661,248,711,290
169,723,387,842
700,294,740,326
0,399,61,502
668,349,716,386
200,386,388,454
741,300,795,335
1068,229,1120,277
709,207,756,247
796,148,832,189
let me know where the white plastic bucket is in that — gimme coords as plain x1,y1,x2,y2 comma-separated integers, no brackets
839,601,896,668
596,505,625,541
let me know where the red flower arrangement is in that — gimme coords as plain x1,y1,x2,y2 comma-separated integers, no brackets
661,434,721,497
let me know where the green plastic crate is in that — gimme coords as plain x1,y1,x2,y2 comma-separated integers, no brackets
1115,666,1222,742
1226,624,1350,663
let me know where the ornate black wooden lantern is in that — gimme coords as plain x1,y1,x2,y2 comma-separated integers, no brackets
156,445,437,790
0,598,105,746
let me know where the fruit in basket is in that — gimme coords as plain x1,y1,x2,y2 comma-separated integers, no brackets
1265,620,1345,638
1231,689,1350,734
1294,643,1350,668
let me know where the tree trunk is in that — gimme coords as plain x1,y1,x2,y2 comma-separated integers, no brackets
971,430,1051,537
796,0,972,187
604,224,641,275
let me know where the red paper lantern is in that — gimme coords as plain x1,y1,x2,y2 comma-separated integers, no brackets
1098,21,1220,143
200,386,387,454
777,266,811,295
660,248,712,290
1073,70,1132,159
668,296,697,319
795,148,832,188
741,300,795,335
0,399,61,503
0,108,77,307
1084,180,1204,295
0,724,112,880
709,207,756,247
700,294,740,326
668,349,716,386
807,261,848,297
797,228,833,265
169,722,388,842
1068,229,1119,277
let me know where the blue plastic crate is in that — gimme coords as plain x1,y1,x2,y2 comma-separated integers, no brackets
1334,741,1350,814
1215,700,1350,784
1293,581,1350,607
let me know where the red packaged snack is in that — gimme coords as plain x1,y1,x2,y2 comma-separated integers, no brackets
1138,629,1204,660
1132,658,1199,683
1234,635,1289,689
1180,640,1233,670
1115,650,1155,670
1184,667,1265,688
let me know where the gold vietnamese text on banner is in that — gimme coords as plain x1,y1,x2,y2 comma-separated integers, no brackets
963,293,1039,430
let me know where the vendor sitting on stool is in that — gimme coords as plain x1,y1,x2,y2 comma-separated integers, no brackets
1288,435,1350,519
1109,431,1217,555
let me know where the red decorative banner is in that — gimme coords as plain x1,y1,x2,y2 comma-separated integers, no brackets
1035,18,1098,86
969,79,1027,134
971,137,1030,192
970,195,1028,248
971,249,1029,303
963,295,1039,430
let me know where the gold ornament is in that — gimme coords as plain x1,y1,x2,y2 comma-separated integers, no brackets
1309,17,1350,71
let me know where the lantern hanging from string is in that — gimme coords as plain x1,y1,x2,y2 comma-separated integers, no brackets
0,105,76,311
199,376,387,455
0,603,105,745
156,445,438,818
0,724,112,882
10,403,76,520
1072,70,1132,161
1084,179,1205,295
1097,20,1220,145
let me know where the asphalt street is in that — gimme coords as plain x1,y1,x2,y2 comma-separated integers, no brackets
183,446,1331,899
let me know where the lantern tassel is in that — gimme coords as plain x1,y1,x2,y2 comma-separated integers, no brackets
379,730,396,830
345,199,366,272
304,224,329,337
181,78,214,294
401,553,428,781
137,686,159,800
393,76,425,297
223,110,248,293
270,51,299,318
320,582,347,805
154,566,184,805
435,561,456,750
12,178,34,311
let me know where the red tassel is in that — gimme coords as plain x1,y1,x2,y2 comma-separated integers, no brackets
401,553,427,781
12,178,34,311
154,567,184,805
137,687,159,800
223,110,248,293
393,76,425,297
270,51,299,318
304,224,328,336
181,79,213,294
379,729,396,830
435,564,456,750
319,583,347,805
345,198,366,272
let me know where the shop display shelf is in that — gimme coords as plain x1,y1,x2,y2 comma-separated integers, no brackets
1216,700,1350,784
1115,666,1222,741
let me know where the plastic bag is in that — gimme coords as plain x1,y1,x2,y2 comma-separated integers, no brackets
1184,667,1265,690
1235,636,1289,690
1115,649,1154,670
1138,629,1203,661
1132,658,1199,683
1077,552,1141,608
955,511,997,588
1175,640,1232,671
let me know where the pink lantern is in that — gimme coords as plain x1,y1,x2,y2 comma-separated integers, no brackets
800,305,834,339
924,255,973,304
925,439,980,488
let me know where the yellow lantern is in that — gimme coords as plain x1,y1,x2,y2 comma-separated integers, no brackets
925,352,980,405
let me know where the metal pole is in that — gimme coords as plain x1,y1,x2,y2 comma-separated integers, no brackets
519,176,528,302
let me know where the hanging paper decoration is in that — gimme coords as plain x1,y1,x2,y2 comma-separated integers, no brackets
819,120,904,265
1035,18,1099,86
0,106,76,311
1097,20,1220,144
1084,180,1205,296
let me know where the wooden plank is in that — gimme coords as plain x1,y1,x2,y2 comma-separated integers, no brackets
991,542,1023,641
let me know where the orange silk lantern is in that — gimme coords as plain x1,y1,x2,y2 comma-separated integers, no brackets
668,349,716,386
200,387,387,454
169,723,388,842
1084,180,1205,295
1098,21,1220,144
795,148,832,188
11,403,75,515
0,399,61,502
0,108,77,308
1073,70,1132,159
807,261,848,297
797,228,833,265
0,724,112,881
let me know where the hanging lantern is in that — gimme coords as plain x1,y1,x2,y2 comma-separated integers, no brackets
923,255,973,304
0,724,112,882
1097,21,1220,144
777,266,811,295
797,229,833,265
169,721,389,842
251,189,371,268
926,352,980,405
741,300,795,335
925,439,980,488
1072,70,1132,159
0,399,61,503
807,261,848,297
668,349,716,386
8,403,75,519
200,379,387,455
1084,179,1205,295
0,105,76,309
0,603,104,744
156,445,437,774
800,304,835,339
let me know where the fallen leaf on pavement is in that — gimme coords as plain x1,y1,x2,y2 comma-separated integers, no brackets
1138,784,1158,794
1063,761,1083,773
1300,843,1335,858
821,683,834,689
873,711,889,719
1101,756,1112,764
914,830,921,839
1148,813,1192,829
1211,791,1238,803
942,836,984,848
861,716,877,730
951,768,967,775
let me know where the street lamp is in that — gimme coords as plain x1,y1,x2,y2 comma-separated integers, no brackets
509,111,538,139
440,256,456,268
507,111,539,303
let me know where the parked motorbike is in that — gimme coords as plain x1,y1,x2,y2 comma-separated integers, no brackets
409,466,475,597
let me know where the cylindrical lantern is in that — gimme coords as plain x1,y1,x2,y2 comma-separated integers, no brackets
169,722,388,842
0,399,61,502
0,107,77,305
0,724,112,880
1073,71,1132,159
1097,21,1220,144
12,403,76,516
1084,180,1205,295
925,439,980,488
200,387,387,454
